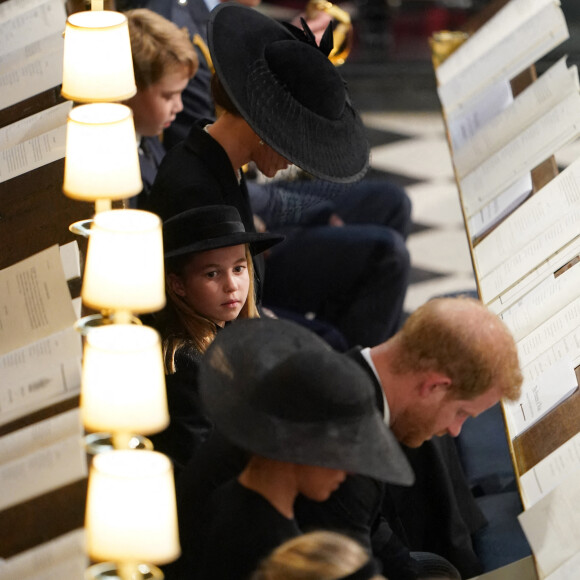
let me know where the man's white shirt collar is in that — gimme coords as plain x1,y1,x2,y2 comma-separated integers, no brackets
360,347,390,426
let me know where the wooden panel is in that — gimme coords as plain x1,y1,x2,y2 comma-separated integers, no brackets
0,160,92,270
0,478,88,559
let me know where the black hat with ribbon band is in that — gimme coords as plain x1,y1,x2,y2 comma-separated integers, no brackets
163,205,284,259
199,317,415,485
208,3,369,184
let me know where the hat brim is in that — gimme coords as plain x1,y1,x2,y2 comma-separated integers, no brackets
208,4,370,183
200,318,414,486
164,231,284,259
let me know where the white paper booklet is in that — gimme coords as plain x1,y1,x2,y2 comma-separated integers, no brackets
460,91,580,219
519,432,580,509
503,356,578,438
0,0,66,109
519,468,580,579
453,57,578,179
437,1,568,115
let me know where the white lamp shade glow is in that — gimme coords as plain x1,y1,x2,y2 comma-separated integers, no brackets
81,324,168,434
62,10,136,103
63,103,142,201
82,209,165,314
85,450,180,564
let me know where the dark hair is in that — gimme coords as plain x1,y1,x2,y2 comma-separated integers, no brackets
211,73,240,116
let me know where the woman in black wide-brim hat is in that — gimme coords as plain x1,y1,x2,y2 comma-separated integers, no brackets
148,204,283,474
143,2,370,300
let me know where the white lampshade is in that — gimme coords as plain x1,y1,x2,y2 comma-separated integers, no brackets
81,324,168,435
62,10,136,103
85,450,180,564
63,103,142,202
82,209,165,314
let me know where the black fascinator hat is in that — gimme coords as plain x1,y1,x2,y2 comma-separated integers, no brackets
208,3,369,183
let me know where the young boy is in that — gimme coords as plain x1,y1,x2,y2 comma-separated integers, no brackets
124,8,198,207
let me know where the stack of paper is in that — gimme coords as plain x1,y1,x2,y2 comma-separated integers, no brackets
0,0,67,110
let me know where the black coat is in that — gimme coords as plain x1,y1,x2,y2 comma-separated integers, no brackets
144,122,265,300
144,122,254,228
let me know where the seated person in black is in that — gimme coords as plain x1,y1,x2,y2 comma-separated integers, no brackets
140,3,369,309
174,317,413,580
148,205,283,474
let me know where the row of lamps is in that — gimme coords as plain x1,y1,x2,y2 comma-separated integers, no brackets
61,2,180,579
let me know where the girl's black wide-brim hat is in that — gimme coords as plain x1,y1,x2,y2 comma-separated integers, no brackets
163,205,284,259
199,317,414,485
208,3,370,184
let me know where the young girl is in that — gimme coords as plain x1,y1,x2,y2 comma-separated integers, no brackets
149,205,283,474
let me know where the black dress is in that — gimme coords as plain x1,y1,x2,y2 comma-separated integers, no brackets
196,479,301,580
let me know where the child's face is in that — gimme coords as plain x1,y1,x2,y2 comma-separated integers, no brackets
295,465,348,502
168,244,250,327
129,68,190,137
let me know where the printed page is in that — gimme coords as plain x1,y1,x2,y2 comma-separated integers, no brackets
0,125,67,183
497,258,580,342
0,101,71,151
453,57,578,178
435,0,555,85
474,157,580,278
437,3,568,115
0,529,87,580
446,79,513,153
0,32,64,110
0,0,66,58
467,174,532,242
460,91,580,218
0,326,82,427
519,432,580,509
0,412,87,511
0,408,81,464
0,245,77,355
486,237,580,315
479,228,580,306
516,295,580,369
518,469,580,578
503,357,578,438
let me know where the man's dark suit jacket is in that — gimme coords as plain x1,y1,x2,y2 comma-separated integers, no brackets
170,347,486,580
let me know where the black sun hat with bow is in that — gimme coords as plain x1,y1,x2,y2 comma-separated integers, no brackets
207,3,370,184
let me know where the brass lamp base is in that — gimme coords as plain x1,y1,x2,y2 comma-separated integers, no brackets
74,311,142,335
86,562,163,580
84,432,154,454
69,218,94,238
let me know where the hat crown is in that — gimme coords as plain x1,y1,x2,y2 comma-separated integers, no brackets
264,41,345,120
251,350,372,423
163,205,246,256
